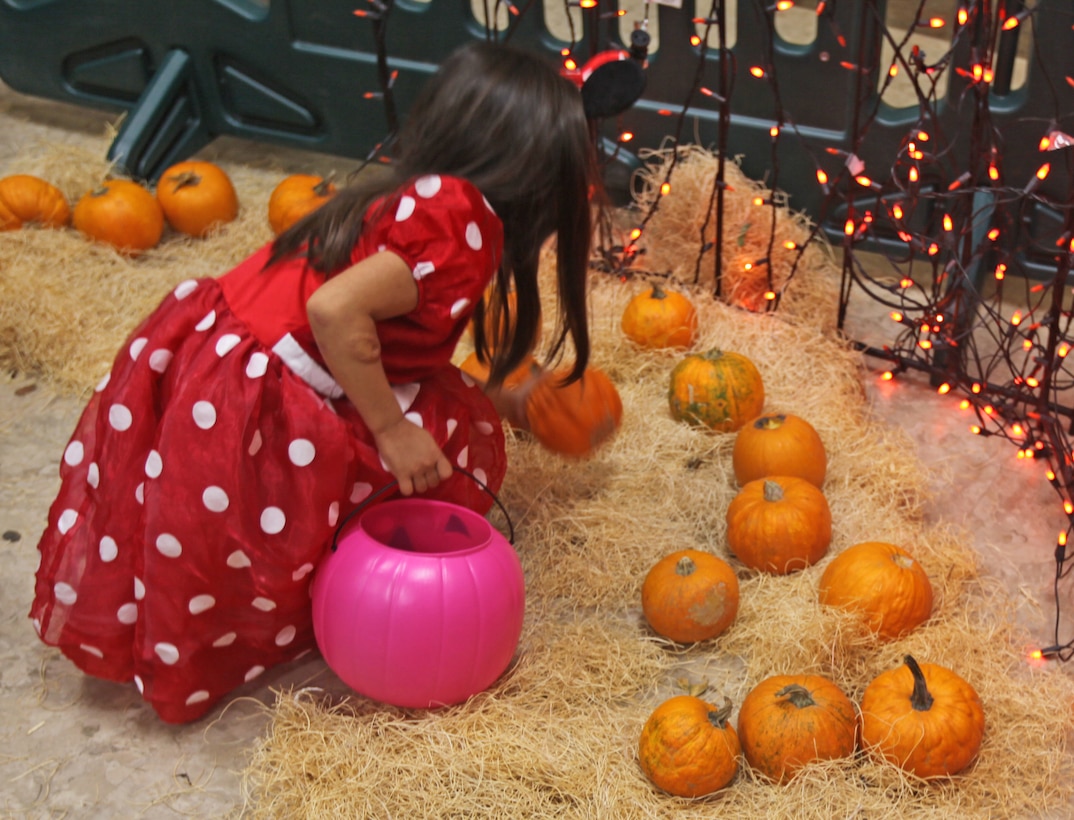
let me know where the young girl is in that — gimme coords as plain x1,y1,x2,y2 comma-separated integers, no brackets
30,41,597,723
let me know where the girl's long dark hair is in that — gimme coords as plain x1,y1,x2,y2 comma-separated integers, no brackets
269,41,598,386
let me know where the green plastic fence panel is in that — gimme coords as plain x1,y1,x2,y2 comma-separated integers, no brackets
0,0,1069,277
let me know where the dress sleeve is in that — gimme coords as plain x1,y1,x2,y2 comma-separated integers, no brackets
375,175,503,339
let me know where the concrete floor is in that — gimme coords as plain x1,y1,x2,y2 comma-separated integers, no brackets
1,14,1071,818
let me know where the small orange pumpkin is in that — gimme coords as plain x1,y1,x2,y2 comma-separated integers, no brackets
725,476,832,574
156,160,239,237
268,173,337,235
641,549,739,643
638,695,741,797
621,283,699,349
459,351,536,391
860,655,984,778
72,179,164,255
737,674,859,783
525,366,623,458
668,348,764,432
818,541,933,639
0,174,70,230
732,412,827,487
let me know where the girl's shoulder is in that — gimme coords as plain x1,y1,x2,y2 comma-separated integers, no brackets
395,174,497,219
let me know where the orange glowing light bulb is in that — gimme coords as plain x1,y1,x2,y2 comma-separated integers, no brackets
1012,311,1023,325
892,204,904,220
690,35,702,46
1059,343,1070,357
776,0,794,9
899,277,913,289
943,214,953,231
816,169,829,185
619,131,634,142
917,131,930,141
928,16,945,27
970,424,982,434
844,219,855,235
995,263,1007,280
753,196,765,206
1037,163,1052,180
1040,135,1052,151
764,290,777,300
629,227,643,241
882,371,894,381
770,126,780,138
938,383,951,394
919,339,933,349
987,228,1000,241
889,62,899,78
1003,15,1020,30
660,182,671,196
1065,500,1073,515
750,66,766,78
960,399,970,410
909,166,919,182
958,7,968,25
890,311,903,322
783,240,797,250
988,163,1000,180
564,58,578,71
1027,377,1040,387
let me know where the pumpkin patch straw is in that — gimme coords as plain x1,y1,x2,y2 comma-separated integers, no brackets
5,138,1074,818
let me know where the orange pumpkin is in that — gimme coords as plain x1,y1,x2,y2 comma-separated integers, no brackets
525,366,623,458
458,350,536,391
72,179,164,255
732,412,827,487
0,174,70,230
725,476,832,574
641,549,739,643
156,160,239,237
860,655,984,778
818,541,933,639
638,695,741,797
621,283,698,349
668,349,764,432
737,674,858,783
268,173,337,235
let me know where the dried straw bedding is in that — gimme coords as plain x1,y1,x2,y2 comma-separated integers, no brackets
3,138,1074,818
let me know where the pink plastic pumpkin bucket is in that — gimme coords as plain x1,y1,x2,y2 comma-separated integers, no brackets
311,481,524,708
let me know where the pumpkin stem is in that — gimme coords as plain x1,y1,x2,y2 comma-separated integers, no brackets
762,480,784,502
757,414,787,430
313,173,336,196
707,697,734,729
675,556,697,577
649,283,668,300
904,655,934,712
775,683,816,709
167,171,202,192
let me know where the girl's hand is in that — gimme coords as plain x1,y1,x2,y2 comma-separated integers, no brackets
373,417,454,496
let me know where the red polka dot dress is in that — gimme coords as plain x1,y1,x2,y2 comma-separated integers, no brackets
30,175,508,723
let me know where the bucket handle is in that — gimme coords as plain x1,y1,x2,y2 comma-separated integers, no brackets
330,467,515,551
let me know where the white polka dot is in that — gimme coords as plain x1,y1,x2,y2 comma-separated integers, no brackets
414,175,442,197
195,310,217,331
87,462,100,488
155,643,180,665
54,582,77,605
351,483,372,503
245,666,265,682
465,222,483,250
192,400,217,429
134,577,145,600
252,597,276,611
148,349,173,372
413,260,435,279
203,486,229,512
212,632,237,647
99,536,118,562
108,404,133,431
446,418,458,438
246,352,269,378
396,195,416,221
134,675,144,693
404,411,423,428
227,550,251,569
260,507,286,535
64,441,85,467
482,194,494,212
80,644,104,659
135,482,144,505
275,625,297,646
145,450,163,478
460,371,477,388
293,563,315,582
476,421,495,435
117,603,138,624
328,501,340,526
156,533,182,558
215,334,241,357
32,618,41,636
449,298,471,318
288,439,316,466
393,382,420,412
174,280,198,300
186,691,210,705
457,445,469,469
57,509,77,535
473,467,488,486
188,594,216,614
248,429,263,456
95,372,111,392
129,337,148,361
